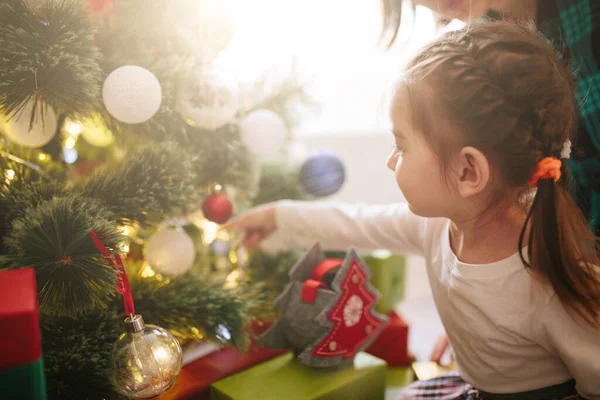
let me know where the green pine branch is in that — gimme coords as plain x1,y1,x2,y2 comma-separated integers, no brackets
128,273,264,351
0,0,103,119
187,125,258,199
247,250,300,296
3,194,123,317
251,160,311,206
0,140,67,193
79,142,204,225
0,180,66,250
0,141,68,246
42,310,127,400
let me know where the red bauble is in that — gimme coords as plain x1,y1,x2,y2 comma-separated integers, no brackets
202,193,233,224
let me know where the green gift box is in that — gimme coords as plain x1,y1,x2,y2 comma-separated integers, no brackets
0,358,46,400
363,250,406,314
210,352,387,400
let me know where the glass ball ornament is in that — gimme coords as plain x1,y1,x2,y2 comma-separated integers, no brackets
176,67,239,131
111,315,182,399
103,65,162,124
2,99,57,148
239,109,287,157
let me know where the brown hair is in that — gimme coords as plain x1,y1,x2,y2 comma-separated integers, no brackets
403,21,600,326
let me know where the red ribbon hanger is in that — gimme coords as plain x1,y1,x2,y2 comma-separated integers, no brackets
89,231,135,317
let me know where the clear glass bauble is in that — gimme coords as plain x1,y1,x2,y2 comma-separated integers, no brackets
111,316,183,399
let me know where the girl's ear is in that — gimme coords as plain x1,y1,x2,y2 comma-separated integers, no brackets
453,146,491,198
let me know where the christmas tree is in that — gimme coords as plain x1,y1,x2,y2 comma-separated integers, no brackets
0,0,318,398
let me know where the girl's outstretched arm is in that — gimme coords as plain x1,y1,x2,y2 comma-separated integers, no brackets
226,200,430,255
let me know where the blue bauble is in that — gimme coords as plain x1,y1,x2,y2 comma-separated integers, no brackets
299,151,345,197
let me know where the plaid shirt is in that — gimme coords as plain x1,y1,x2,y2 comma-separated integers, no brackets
539,0,600,235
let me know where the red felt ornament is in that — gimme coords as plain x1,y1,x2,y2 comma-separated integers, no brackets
259,244,389,368
202,193,233,224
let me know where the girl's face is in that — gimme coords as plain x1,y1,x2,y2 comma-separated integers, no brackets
412,0,493,21
386,86,457,218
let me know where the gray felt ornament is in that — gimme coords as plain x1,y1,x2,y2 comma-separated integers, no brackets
259,243,388,368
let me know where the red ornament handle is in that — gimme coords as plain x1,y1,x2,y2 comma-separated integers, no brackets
300,258,343,304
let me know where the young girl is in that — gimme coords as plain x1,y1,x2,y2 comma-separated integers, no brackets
226,22,600,399
381,0,600,240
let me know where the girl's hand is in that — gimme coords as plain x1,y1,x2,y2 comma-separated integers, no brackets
222,204,278,250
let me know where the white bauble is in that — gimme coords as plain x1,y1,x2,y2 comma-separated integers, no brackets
81,114,114,147
143,226,195,277
2,99,57,148
196,0,235,58
176,67,239,131
239,109,287,157
103,66,162,124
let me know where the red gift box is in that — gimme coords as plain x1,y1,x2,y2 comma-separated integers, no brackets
366,310,412,367
0,268,42,370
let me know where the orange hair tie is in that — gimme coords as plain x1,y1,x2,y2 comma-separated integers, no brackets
528,157,562,188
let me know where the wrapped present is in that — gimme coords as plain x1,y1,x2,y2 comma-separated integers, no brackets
366,310,412,367
363,250,406,314
210,352,387,400
387,366,415,388
0,268,47,400
158,320,285,400
385,367,417,400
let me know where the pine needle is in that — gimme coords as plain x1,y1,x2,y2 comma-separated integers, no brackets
0,0,103,119
79,142,203,225
42,310,127,400
3,195,123,317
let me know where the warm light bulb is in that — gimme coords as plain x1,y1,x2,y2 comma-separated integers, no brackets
65,120,82,135
65,137,76,149
153,347,169,362
38,153,47,161
140,263,156,278
224,269,240,289
201,220,218,243
5,169,15,180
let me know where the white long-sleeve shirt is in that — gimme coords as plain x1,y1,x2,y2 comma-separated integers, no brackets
265,200,600,398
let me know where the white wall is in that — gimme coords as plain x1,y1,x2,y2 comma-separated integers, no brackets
299,134,406,204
